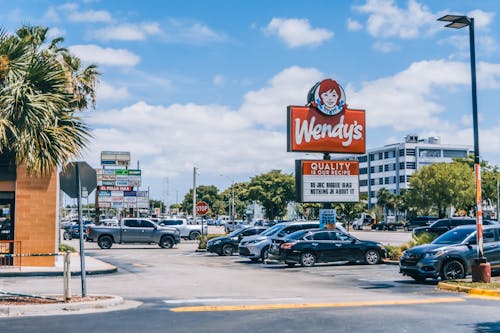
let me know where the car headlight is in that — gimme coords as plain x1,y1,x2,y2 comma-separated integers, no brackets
247,239,264,245
423,250,444,258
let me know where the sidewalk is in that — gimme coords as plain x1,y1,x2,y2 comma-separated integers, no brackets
0,253,117,277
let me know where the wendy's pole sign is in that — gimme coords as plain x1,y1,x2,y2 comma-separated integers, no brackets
288,79,366,203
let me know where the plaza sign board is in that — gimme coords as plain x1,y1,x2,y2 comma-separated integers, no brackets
295,160,359,203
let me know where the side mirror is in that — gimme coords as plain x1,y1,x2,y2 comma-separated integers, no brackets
351,239,356,244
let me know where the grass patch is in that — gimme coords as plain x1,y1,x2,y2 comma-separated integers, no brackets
445,281,500,291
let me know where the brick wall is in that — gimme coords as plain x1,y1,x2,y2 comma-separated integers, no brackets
14,166,57,266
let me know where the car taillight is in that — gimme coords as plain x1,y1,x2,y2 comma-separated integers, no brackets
281,243,293,250
86,227,90,235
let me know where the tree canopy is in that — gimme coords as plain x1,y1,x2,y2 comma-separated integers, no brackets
0,26,99,175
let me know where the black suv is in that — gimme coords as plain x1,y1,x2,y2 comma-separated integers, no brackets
412,218,497,238
400,224,500,281
403,216,439,231
207,226,267,256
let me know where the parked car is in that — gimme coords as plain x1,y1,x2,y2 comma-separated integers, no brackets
207,226,268,256
352,213,375,230
400,224,500,281
63,220,94,240
412,218,497,238
158,218,207,240
238,221,321,262
87,218,181,249
224,220,247,233
268,228,386,267
403,216,439,231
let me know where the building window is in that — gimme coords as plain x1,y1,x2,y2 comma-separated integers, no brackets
393,176,396,184
399,175,405,183
384,177,390,184
370,179,375,186
358,155,368,163
419,149,441,158
360,167,367,175
384,151,395,159
370,191,376,198
406,149,415,156
370,166,375,173
399,149,405,156
360,180,368,186
378,152,383,159
407,175,413,182
443,149,468,158
378,165,383,172
378,178,384,185
384,164,389,172
406,162,416,169
369,154,375,161
399,162,405,170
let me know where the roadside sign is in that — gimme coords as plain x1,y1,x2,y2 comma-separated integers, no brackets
196,201,209,216
59,161,97,198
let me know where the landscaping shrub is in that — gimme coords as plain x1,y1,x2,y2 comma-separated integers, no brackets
58,243,76,253
385,232,437,261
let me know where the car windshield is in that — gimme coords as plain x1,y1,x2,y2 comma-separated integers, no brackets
260,224,284,236
228,227,247,237
432,228,475,244
284,229,317,240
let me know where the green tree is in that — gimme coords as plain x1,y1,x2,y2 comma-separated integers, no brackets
376,187,395,219
247,170,295,220
181,185,220,217
220,181,250,219
407,162,474,218
0,26,99,175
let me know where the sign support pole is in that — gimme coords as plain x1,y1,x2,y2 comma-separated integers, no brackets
76,162,87,297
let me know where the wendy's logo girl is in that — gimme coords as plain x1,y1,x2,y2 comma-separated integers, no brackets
308,79,346,116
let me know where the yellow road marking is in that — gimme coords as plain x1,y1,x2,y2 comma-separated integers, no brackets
467,294,500,301
170,297,464,312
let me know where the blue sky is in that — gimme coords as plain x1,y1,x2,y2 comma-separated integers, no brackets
2,0,500,205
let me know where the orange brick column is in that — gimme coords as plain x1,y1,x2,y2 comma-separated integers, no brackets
14,166,57,266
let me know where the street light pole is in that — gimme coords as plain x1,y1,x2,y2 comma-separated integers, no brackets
192,167,197,225
438,15,490,282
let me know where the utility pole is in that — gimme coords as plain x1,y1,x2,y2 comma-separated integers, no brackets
192,167,197,224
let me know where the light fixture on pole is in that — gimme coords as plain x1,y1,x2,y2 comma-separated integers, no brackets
438,14,490,282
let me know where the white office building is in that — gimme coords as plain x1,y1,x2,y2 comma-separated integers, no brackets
346,135,473,208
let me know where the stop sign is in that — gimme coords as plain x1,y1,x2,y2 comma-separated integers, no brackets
196,201,209,216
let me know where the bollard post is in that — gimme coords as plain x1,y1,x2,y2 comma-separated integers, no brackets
63,251,71,301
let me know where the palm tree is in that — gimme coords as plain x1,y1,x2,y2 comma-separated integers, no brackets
0,26,99,175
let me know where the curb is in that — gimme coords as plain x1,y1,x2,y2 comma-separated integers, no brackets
437,281,500,297
0,295,138,317
0,266,117,277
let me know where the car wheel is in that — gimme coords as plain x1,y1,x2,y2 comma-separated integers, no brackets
159,236,174,249
260,246,269,262
365,249,380,265
222,244,235,256
97,236,113,249
300,252,316,267
440,260,466,280
63,231,71,240
189,231,201,240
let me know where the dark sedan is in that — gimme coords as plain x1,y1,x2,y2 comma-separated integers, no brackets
207,226,267,256
269,229,386,267
412,218,497,238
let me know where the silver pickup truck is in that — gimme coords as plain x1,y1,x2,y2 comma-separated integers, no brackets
87,218,181,249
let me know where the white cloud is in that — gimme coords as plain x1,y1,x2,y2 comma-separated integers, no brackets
239,66,324,128
91,23,161,41
68,9,112,23
467,10,495,30
213,75,225,86
373,41,398,53
347,18,363,31
354,0,436,39
47,27,66,39
68,45,140,67
96,81,130,101
162,19,226,44
263,18,333,48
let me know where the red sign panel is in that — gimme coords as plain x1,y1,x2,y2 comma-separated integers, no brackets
97,185,133,191
287,106,366,154
196,201,209,216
